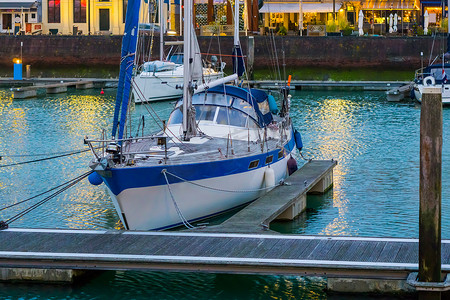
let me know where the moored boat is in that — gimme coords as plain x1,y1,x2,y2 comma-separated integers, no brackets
85,0,301,231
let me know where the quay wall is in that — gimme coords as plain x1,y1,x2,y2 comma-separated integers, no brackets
0,35,440,69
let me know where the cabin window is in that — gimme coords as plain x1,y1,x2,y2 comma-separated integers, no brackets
278,149,284,159
48,0,61,23
232,98,257,120
195,105,216,121
73,0,87,23
216,108,247,127
192,93,233,107
249,160,259,169
265,155,273,164
168,53,183,64
257,100,270,114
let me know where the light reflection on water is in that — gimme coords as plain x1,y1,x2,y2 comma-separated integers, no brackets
0,87,435,299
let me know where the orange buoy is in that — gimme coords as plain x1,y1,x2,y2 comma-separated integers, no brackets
287,75,292,87
100,88,104,95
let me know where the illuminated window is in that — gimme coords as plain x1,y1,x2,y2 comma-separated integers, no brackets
48,0,60,23
73,0,86,23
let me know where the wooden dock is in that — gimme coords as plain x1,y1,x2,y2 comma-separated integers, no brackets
12,80,95,99
0,228,449,292
246,80,411,91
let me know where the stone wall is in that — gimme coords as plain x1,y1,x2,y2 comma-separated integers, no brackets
0,35,442,69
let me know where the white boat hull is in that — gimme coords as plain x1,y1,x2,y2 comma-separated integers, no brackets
414,83,450,104
108,155,290,231
132,67,223,103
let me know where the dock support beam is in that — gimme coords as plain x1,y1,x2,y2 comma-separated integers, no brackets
0,267,91,283
419,86,443,300
13,90,37,99
76,82,94,89
46,86,68,94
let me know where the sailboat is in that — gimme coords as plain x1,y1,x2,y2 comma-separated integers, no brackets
132,0,223,103
85,0,300,230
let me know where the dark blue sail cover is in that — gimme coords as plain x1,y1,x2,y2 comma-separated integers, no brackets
232,45,245,77
112,0,141,139
207,85,273,127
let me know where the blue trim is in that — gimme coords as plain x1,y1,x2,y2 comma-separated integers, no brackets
101,133,295,196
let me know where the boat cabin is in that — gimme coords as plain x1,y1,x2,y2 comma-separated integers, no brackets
167,85,274,129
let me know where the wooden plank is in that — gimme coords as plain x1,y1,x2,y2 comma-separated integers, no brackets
364,241,388,262
332,240,361,261
280,238,316,259
306,239,338,260
245,238,281,258
262,239,298,259
376,242,403,263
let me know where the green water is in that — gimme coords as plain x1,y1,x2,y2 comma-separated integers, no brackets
0,87,437,299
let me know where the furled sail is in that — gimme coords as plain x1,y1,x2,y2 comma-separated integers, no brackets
190,24,203,82
112,0,141,140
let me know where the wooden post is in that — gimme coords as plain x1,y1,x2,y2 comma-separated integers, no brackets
207,0,214,24
419,86,442,300
226,0,232,25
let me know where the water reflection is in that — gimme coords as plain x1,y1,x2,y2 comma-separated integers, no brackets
0,87,437,299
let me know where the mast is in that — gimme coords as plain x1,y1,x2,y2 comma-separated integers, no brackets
232,0,244,78
159,0,164,60
234,0,239,46
182,0,197,140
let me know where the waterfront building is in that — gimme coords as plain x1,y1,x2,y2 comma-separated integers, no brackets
0,0,41,34
0,0,434,35
258,0,421,35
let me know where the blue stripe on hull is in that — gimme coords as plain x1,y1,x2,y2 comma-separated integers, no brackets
101,135,295,196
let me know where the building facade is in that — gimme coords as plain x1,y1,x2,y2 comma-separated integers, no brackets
0,0,41,34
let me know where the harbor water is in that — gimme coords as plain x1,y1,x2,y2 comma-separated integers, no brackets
0,87,445,299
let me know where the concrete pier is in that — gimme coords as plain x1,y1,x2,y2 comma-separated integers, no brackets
11,80,95,99
0,267,88,283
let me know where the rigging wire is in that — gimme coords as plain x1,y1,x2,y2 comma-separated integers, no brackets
0,170,93,229
0,148,91,168
0,171,93,212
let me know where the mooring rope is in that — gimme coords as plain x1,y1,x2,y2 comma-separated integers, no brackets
0,148,91,168
164,170,280,193
162,169,195,229
0,170,93,230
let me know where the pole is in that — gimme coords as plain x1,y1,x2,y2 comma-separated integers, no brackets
88,0,91,34
298,0,303,35
421,51,424,74
419,86,443,300
159,0,164,60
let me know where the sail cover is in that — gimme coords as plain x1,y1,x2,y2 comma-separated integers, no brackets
112,0,141,139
